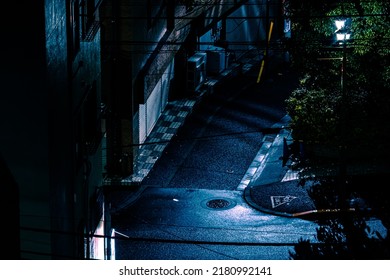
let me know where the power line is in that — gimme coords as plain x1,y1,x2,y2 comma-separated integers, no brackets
101,127,280,149
19,225,341,247
106,1,278,8
103,0,387,8
102,37,390,46
99,12,390,20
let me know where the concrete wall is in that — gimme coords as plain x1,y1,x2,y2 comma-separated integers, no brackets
100,1,187,175
139,59,174,144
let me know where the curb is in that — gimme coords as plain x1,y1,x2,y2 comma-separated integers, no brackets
108,185,148,215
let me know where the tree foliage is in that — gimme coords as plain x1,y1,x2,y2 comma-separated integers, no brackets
289,175,390,259
286,86,340,144
285,0,390,159
284,1,390,259
290,217,390,259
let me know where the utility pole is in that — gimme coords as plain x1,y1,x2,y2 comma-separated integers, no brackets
257,0,273,83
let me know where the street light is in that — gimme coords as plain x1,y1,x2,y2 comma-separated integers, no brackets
335,19,351,43
334,19,350,35
334,18,351,207
334,18,351,96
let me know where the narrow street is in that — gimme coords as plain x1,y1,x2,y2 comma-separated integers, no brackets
140,55,297,190
112,187,319,259
109,55,324,260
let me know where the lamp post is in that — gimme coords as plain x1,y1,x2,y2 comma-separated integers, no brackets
335,19,351,99
334,19,351,207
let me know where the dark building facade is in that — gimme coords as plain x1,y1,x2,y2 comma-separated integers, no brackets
1,0,105,259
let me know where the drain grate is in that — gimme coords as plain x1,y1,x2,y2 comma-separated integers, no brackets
202,198,237,211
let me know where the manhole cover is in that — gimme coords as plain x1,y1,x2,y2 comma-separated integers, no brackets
207,199,230,208
202,198,236,211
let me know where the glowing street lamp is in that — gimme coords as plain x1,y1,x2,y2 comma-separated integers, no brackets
334,18,351,93
335,19,351,43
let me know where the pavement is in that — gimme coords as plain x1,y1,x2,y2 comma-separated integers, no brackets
105,49,318,218
243,126,317,218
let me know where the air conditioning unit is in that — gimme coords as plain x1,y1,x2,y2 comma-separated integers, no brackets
187,52,207,92
206,46,226,75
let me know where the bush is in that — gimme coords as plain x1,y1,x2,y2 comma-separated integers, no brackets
286,85,341,145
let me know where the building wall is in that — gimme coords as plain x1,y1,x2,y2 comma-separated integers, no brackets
100,0,182,177
64,0,104,259
225,0,282,59
46,0,104,259
0,0,104,259
45,0,76,259
226,0,269,58
199,0,282,61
